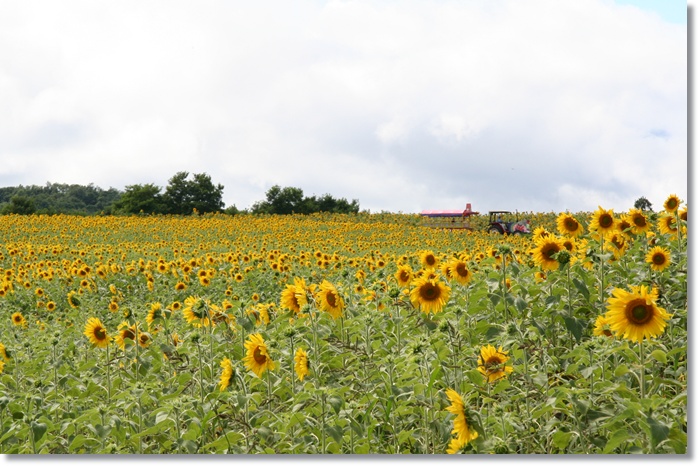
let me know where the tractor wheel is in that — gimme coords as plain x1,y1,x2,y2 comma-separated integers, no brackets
488,226,502,235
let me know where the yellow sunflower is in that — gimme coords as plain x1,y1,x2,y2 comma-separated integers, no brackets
593,315,613,338
532,237,563,271
0,359,4,375
604,285,670,342
11,312,26,327
84,317,110,349
444,388,479,447
115,321,137,350
663,194,681,213
448,259,472,286
315,280,344,319
419,250,439,269
394,265,413,288
294,347,310,382
243,333,275,378
409,275,451,315
658,214,678,237
477,345,513,383
280,278,308,314
556,213,584,237
645,246,671,272
0,342,10,361
219,357,234,391
182,296,211,327
589,206,616,238
627,208,650,235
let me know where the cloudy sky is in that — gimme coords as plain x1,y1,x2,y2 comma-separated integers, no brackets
0,0,688,214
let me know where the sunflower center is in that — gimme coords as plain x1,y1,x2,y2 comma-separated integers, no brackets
425,255,436,266
420,283,440,301
253,347,267,365
652,253,666,265
95,327,106,340
564,218,578,231
455,263,468,277
326,291,337,307
399,271,410,282
667,199,678,209
626,301,653,325
633,215,647,227
543,245,559,260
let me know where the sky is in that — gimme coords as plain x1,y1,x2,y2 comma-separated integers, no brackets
0,0,688,214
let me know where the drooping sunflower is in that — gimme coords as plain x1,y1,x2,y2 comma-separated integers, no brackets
219,357,234,391
556,212,584,237
394,265,413,288
419,250,439,269
182,296,211,327
84,317,110,349
315,280,344,320
658,214,678,237
589,206,617,238
11,312,26,327
280,278,308,314
605,233,627,260
448,259,472,286
477,345,513,383
294,347,310,382
410,275,451,315
532,237,564,271
592,315,613,338
645,246,671,272
664,194,681,213
444,388,479,447
627,208,650,235
243,333,275,378
604,285,671,343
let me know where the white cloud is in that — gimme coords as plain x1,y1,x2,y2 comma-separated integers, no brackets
0,0,687,213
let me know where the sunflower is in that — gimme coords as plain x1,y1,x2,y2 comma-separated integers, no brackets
146,302,166,327
448,259,472,286
664,194,681,213
589,206,616,238
444,388,479,447
219,357,234,391
294,347,310,382
243,333,275,378
11,312,26,327
593,315,613,337
604,285,670,342
477,345,513,383
115,321,137,350
532,237,563,271
419,250,439,269
67,290,80,308
246,303,271,326
182,296,211,327
679,205,687,222
280,278,308,314
0,342,10,361
0,359,4,374
410,275,451,315
645,246,671,272
605,233,627,260
138,331,152,348
315,280,344,319
627,208,650,235
532,226,551,242
84,317,110,349
556,213,584,237
658,214,678,237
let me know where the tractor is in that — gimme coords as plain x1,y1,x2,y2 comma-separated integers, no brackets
487,211,531,235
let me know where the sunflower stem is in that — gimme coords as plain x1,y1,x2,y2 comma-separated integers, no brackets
639,340,645,400
106,344,111,404
196,339,205,406
290,335,296,395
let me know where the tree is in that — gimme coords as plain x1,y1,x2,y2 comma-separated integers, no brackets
163,172,225,215
634,196,653,212
0,195,36,215
251,185,360,215
112,184,165,214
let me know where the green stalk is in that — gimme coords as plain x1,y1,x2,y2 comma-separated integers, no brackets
639,340,645,399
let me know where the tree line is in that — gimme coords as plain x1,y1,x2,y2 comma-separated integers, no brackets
0,172,360,216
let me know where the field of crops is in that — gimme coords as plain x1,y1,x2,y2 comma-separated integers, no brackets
0,198,687,454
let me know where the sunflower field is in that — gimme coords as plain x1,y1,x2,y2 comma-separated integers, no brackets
0,196,687,454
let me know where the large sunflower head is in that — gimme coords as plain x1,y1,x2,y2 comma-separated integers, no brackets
477,345,513,383
532,237,564,271
444,388,479,447
11,312,26,327
589,206,617,238
315,280,344,319
243,333,275,378
280,281,308,314
409,275,451,315
664,194,681,213
627,208,650,235
419,250,439,269
645,246,672,272
84,317,110,349
658,214,678,237
604,285,671,342
556,213,584,237
448,259,472,286
219,357,234,391
294,347,310,382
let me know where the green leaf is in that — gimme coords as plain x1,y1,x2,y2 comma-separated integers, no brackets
325,425,343,444
552,430,573,450
327,395,343,415
572,278,590,300
563,316,586,343
603,428,629,453
650,350,667,364
614,365,629,377
514,297,528,313
647,415,670,449
30,421,47,443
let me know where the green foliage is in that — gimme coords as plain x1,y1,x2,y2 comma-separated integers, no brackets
112,184,165,215
251,185,360,215
163,172,225,215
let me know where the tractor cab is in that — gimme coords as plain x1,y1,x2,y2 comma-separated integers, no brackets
488,211,531,235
